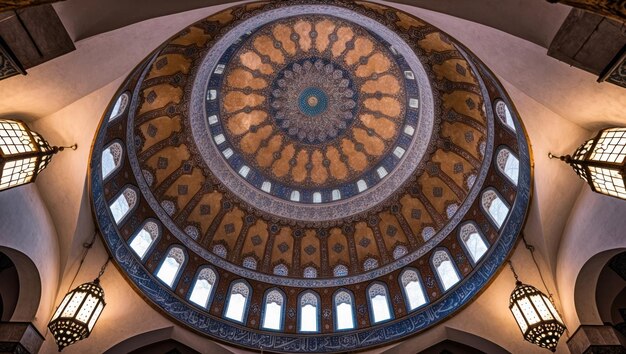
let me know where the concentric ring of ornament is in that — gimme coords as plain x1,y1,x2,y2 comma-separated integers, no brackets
192,6,431,217
90,1,532,352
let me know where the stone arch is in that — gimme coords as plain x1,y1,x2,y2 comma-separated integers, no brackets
103,326,232,354
574,248,626,325
0,247,41,323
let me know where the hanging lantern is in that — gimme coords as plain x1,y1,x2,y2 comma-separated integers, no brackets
48,279,106,351
549,127,626,200
48,258,110,351
509,281,567,352
0,119,76,191
507,260,566,352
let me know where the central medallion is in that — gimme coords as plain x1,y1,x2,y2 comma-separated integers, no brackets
197,11,431,217
271,58,356,144
299,87,327,116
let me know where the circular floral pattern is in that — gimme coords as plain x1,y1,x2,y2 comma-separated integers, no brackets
90,1,531,353
215,15,412,199
271,58,356,143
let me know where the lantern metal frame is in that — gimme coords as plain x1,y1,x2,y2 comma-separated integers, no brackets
549,127,626,200
507,253,567,352
48,251,110,352
0,119,76,191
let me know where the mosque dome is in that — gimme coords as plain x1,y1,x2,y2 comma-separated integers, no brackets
90,1,531,352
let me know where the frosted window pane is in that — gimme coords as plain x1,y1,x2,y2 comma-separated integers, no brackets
101,149,115,179
371,294,391,323
129,229,153,259
405,281,427,310
110,194,131,224
438,260,460,291
489,198,509,228
225,293,246,322
262,302,282,330
466,233,488,263
189,279,212,308
504,154,519,185
156,256,181,287
109,93,128,122
336,303,354,330
300,304,318,332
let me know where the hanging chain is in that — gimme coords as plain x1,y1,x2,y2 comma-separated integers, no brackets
522,235,570,336
507,260,519,281
523,238,552,298
97,257,112,280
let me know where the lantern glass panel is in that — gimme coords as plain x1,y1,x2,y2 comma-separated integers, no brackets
589,166,626,199
511,303,528,333
517,297,540,325
589,129,626,163
530,294,554,321
0,121,36,155
75,294,100,323
1,157,36,190
51,292,72,321
545,297,564,323
61,291,86,318
88,302,104,331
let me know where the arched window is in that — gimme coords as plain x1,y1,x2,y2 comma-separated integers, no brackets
224,280,251,323
109,187,138,224
109,92,129,122
422,226,435,241
367,283,393,323
393,245,408,260
212,244,227,258
273,263,288,276
363,258,378,271
155,246,185,288
495,100,516,131
128,220,159,259
334,290,355,330
189,267,217,309
459,222,489,264
303,266,317,278
298,291,320,333
261,289,285,331
400,268,427,311
446,203,458,219
431,249,460,291
101,141,123,180
481,189,510,228
333,264,348,277
242,256,257,270
496,147,519,186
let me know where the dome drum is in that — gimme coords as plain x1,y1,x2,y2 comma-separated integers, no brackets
89,1,532,352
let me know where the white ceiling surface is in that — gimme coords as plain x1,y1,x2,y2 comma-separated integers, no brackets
0,1,625,350
0,0,623,130
52,0,569,47
0,0,620,293
0,3,240,122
